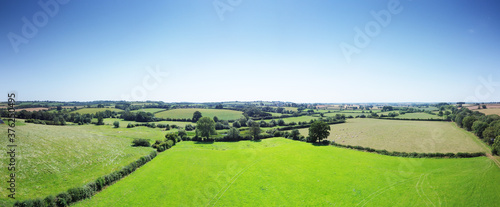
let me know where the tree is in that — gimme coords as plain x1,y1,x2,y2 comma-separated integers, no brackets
482,105,487,109
213,116,219,123
57,106,62,111
227,127,240,140
185,124,195,131
462,116,477,131
113,121,120,128
178,129,187,139
308,121,330,142
492,136,500,155
192,111,202,123
238,116,248,127
96,115,104,125
248,122,261,140
278,119,285,126
196,117,216,141
246,119,254,128
232,121,241,128
472,121,488,138
290,129,300,140
165,133,180,144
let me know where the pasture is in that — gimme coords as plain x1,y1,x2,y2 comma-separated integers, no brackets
0,123,154,206
70,108,124,114
298,118,487,153
396,112,443,119
74,138,500,206
155,108,243,120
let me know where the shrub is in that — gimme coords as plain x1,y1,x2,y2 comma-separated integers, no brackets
44,195,56,207
56,192,71,207
127,123,134,128
132,138,151,147
321,140,331,145
185,124,195,131
95,177,105,191
113,121,120,128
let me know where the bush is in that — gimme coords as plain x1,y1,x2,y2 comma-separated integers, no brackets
132,139,151,147
185,124,195,131
44,195,56,207
127,123,134,128
321,140,331,145
56,192,71,207
113,121,120,128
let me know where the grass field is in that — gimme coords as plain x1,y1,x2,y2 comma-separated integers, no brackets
378,112,443,119
396,113,443,119
299,118,488,153
0,123,154,206
155,108,243,120
71,108,124,114
129,108,166,114
74,138,500,206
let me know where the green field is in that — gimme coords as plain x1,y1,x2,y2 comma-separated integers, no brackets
396,112,443,119
299,118,487,153
0,123,154,206
155,108,243,120
75,138,500,206
129,108,166,114
378,112,443,119
71,108,124,114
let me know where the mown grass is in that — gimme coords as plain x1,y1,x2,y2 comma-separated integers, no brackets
74,138,500,206
70,108,124,114
299,118,487,153
155,108,243,120
0,123,154,206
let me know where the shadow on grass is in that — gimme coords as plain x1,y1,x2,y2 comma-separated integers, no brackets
310,142,329,147
194,140,215,144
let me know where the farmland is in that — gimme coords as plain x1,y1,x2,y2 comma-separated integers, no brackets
473,108,500,116
129,108,166,114
299,118,487,153
0,123,153,206
74,138,500,206
155,108,243,120
71,108,124,114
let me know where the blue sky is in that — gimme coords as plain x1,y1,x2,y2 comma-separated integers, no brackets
1,0,499,103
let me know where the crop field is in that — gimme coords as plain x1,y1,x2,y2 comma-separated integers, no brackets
0,123,154,206
74,138,500,206
298,118,487,153
473,108,500,116
70,108,124,114
129,108,166,114
155,108,243,120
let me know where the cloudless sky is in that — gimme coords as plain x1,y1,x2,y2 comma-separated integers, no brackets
1,0,499,103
